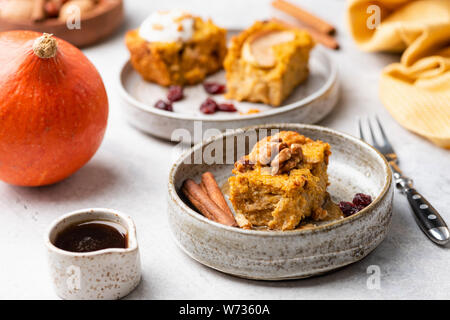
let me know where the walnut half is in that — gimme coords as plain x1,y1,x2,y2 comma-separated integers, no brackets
271,143,303,175
243,134,304,175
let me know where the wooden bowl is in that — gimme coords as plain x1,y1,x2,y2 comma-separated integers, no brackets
0,0,123,47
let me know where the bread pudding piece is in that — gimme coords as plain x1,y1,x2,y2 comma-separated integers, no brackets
224,21,314,107
125,10,227,86
228,131,332,230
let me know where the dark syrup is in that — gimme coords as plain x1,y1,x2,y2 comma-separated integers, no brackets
54,220,128,253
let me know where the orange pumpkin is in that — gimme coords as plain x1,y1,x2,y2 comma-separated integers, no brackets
0,31,108,186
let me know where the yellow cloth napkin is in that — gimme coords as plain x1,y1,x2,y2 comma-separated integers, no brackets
347,0,450,148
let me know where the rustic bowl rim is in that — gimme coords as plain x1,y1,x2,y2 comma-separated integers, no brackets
118,46,337,122
168,123,392,236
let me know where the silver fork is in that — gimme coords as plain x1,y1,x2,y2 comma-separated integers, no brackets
359,116,449,245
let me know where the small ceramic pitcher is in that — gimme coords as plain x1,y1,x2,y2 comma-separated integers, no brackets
45,208,141,300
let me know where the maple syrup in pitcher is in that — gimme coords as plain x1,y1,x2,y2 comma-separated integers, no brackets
54,220,128,253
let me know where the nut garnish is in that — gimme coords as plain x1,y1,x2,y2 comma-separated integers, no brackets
247,135,304,175
249,141,287,165
276,157,298,174
290,143,302,155
270,147,292,174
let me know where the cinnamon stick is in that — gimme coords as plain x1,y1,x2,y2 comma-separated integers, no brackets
182,180,216,221
271,18,339,50
181,179,237,227
200,181,208,196
201,172,236,226
272,0,335,35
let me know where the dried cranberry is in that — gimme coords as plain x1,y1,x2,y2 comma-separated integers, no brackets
200,97,218,114
203,82,226,94
339,201,358,217
167,85,184,102
339,192,373,217
353,193,372,207
217,103,237,112
154,99,173,112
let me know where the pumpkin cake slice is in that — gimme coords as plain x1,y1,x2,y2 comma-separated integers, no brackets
224,21,314,107
228,131,332,230
125,10,227,86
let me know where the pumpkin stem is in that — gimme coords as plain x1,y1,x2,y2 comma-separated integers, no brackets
32,33,58,59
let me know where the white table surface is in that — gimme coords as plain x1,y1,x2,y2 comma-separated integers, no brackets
1,0,449,300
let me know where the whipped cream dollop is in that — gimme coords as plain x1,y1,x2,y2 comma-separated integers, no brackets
138,10,195,43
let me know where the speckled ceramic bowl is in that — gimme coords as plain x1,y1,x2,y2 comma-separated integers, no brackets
168,124,393,280
45,208,141,299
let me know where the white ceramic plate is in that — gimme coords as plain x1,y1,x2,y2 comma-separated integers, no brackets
118,47,339,143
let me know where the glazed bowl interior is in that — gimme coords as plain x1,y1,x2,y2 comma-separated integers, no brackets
171,124,391,233
47,208,138,253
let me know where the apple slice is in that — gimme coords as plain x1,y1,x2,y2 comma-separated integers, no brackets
242,30,296,68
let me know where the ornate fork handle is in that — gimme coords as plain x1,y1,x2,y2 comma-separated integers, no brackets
359,118,449,245
390,161,413,192
390,161,449,245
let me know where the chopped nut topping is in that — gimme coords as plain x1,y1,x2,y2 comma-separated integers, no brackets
276,157,300,174
246,134,304,175
270,143,304,174
249,141,287,165
290,143,302,155
270,148,292,174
